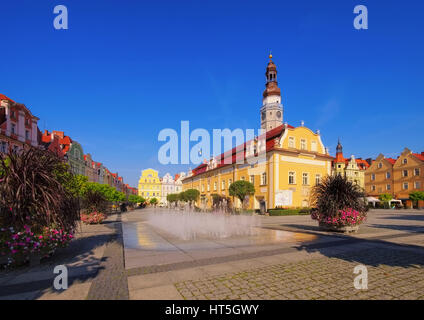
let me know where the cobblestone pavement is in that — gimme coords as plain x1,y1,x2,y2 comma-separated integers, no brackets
2,209,424,300
174,248,424,300
86,214,129,300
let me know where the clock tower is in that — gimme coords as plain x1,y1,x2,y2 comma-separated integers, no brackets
260,54,283,131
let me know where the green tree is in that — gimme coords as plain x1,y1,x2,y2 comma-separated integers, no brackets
229,180,255,210
129,194,145,205
409,191,424,207
167,193,179,207
149,197,158,206
184,189,200,208
379,193,393,208
178,191,188,203
59,172,88,198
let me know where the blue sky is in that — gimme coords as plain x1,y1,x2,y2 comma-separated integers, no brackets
1,0,423,187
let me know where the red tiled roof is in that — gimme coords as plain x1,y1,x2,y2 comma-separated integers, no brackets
189,124,323,178
0,94,15,103
387,158,396,165
413,153,424,162
355,159,370,170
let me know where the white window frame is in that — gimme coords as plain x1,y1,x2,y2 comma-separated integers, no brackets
315,174,321,185
261,173,267,185
300,139,307,150
302,172,309,186
289,171,296,185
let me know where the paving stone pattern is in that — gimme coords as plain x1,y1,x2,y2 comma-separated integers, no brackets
86,214,129,300
175,248,424,300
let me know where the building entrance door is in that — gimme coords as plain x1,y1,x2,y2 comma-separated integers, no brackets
259,200,266,214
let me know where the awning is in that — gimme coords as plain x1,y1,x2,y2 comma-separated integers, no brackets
366,197,380,203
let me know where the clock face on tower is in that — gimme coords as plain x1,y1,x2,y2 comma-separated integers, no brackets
276,111,282,118
261,112,266,120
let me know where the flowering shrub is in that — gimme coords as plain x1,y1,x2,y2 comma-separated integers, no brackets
311,208,366,227
81,212,107,225
0,225,74,267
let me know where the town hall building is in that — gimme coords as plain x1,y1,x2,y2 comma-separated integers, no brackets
182,55,334,210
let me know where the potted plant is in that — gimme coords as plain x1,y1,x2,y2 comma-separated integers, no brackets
310,174,368,233
0,147,79,267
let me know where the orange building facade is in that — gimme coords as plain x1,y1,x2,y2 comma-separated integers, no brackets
365,148,424,201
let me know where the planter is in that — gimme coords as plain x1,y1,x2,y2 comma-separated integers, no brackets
405,200,413,209
418,200,424,210
318,222,360,233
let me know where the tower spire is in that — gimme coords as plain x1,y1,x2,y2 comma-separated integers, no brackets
335,138,345,163
260,54,283,132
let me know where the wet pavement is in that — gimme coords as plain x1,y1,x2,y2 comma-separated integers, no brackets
2,208,424,300
122,211,325,270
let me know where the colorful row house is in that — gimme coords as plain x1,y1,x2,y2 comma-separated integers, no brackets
0,93,138,196
0,94,39,153
365,148,424,201
137,169,187,203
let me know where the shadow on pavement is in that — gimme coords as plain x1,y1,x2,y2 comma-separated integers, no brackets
367,224,424,233
293,234,424,269
0,232,115,299
382,214,424,222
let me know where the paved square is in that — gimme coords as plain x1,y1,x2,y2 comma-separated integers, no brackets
1,208,424,300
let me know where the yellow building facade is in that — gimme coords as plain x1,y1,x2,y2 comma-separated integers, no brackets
182,56,333,210
138,168,162,200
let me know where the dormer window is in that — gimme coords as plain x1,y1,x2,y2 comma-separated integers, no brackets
300,139,307,150
288,137,295,148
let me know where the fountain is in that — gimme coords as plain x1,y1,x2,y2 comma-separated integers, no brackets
146,208,261,240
